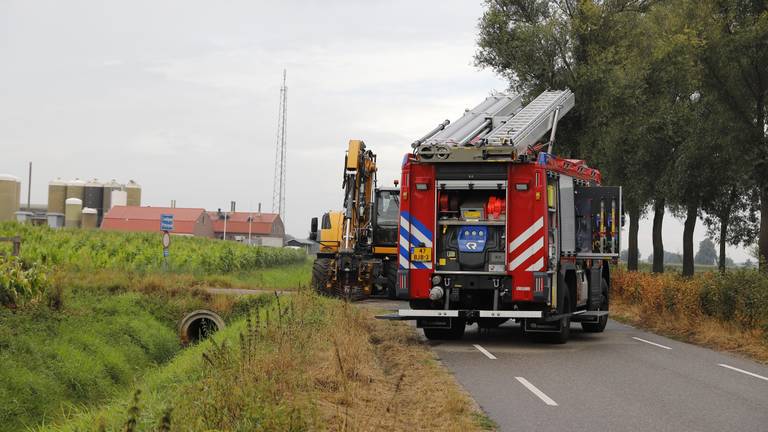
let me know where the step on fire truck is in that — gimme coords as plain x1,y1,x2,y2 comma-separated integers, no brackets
381,90,621,343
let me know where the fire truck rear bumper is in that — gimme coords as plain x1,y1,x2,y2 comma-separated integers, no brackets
376,309,543,320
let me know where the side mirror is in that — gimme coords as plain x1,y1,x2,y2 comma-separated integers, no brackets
309,217,318,241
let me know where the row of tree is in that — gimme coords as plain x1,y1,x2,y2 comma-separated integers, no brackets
476,0,767,275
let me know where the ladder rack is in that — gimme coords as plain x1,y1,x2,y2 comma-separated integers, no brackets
413,89,575,162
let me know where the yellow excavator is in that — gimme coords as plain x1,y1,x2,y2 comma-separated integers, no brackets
309,140,400,299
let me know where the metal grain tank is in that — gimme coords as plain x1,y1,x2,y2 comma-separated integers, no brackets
111,190,127,207
102,179,121,212
81,207,98,229
84,178,103,221
47,178,67,214
126,180,141,206
0,174,21,222
65,198,83,228
66,178,86,201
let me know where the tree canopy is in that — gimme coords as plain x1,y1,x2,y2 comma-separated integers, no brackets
476,0,766,273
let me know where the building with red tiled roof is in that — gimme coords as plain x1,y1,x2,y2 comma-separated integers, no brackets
208,211,284,246
101,206,214,237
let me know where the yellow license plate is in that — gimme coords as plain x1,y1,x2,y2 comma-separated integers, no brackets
411,247,432,262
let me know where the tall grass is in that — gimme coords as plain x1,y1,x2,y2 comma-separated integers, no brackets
612,268,768,361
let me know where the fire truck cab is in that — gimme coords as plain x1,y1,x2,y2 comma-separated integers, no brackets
389,90,621,343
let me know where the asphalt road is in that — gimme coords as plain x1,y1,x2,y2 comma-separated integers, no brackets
363,299,768,432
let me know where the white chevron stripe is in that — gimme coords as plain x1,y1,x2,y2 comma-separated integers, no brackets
525,257,544,272
409,224,432,247
509,237,544,271
509,217,544,252
400,215,409,231
399,234,410,251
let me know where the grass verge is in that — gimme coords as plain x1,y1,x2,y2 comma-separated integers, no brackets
43,292,492,431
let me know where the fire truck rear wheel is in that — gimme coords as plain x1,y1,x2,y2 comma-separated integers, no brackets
423,319,466,340
311,258,332,295
582,278,609,333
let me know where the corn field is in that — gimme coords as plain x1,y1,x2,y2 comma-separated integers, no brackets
0,222,305,273
0,222,306,306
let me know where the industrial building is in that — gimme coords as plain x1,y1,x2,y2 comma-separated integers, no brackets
102,206,214,237
209,211,285,246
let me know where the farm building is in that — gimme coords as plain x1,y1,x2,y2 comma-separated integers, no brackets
208,211,284,246
101,206,214,237
285,237,319,254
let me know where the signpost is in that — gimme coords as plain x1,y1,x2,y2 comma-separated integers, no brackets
160,214,174,231
160,214,174,271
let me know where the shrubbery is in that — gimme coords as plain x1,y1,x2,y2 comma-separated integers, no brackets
613,269,768,337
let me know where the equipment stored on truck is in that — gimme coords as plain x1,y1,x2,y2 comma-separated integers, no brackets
309,140,400,299
380,90,621,343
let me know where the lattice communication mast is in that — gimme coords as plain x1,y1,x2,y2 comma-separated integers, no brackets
272,69,288,219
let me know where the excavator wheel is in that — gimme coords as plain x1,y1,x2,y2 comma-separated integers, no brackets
384,260,398,299
311,258,333,296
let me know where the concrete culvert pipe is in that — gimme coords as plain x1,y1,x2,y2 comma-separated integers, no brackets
179,310,225,345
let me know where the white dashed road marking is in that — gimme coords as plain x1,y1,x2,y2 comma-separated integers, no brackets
515,377,558,406
473,344,497,360
632,336,672,350
718,364,768,382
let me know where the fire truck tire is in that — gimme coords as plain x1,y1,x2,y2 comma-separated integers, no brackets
582,278,609,333
552,295,571,344
384,261,398,299
311,258,332,295
423,319,466,340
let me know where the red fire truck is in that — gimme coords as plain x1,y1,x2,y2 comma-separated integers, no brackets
387,90,621,343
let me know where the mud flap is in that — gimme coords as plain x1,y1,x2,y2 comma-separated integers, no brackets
589,266,602,310
396,268,409,299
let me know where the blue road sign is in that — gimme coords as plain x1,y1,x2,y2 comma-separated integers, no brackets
160,214,174,231
163,248,170,257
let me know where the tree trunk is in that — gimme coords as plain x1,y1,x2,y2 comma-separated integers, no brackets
760,186,768,272
718,211,729,273
682,201,697,277
627,203,640,271
652,198,665,273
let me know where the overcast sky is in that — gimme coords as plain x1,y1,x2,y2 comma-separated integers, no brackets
0,0,752,262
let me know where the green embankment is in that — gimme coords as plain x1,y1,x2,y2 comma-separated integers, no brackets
0,222,308,431
42,292,489,432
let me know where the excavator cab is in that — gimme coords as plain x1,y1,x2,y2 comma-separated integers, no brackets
372,188,399,248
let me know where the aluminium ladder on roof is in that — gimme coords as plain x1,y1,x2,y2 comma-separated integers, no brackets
484,89,575,152
425,94,523,146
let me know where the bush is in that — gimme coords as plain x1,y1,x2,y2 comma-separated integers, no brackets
699,270,768,330
613,268,768,335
